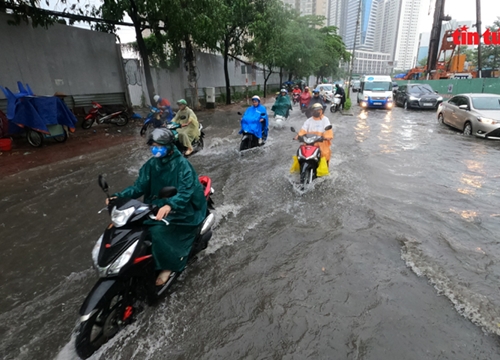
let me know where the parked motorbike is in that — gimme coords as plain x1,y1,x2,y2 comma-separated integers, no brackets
291,125,332,188
74,175,215,359
82,101,129,129
238,111,267,151
292,92,300,105
330,94,342,113
166,120,205,156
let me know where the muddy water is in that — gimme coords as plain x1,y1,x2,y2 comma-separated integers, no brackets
1,103,500,359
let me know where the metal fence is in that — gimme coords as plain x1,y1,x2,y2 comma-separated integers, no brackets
184,84,281,107
395,78,500,98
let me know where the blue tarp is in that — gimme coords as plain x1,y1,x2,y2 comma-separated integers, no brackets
394,73,407,79
8,97,77,134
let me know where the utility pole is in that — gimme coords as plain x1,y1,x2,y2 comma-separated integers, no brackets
347,0,362,100
426,0,451,78
476,0,482,78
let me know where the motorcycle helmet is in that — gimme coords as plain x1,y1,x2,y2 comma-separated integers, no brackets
313,89,320,94
251,95,261,102
153,95,160,102
280,88,287,94
177,99,188,106
147,128,176,146
311,103,323,110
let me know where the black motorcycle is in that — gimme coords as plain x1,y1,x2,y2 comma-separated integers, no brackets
74,175,215,359
238,111,267,151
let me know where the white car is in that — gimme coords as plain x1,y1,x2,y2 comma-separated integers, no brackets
315,84,334,102
437,93,500,139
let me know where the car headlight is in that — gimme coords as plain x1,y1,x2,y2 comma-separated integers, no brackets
478,117,498,125
107,240,139,275
92,235,103,266
111,206,135,227
437,96,443,101
409,96,419,101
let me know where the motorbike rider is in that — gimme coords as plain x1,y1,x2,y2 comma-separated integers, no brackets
295,102,334,164
292,85,302,95
106,128,207,286
334,84,346,110
240,95,269,144
171,99,200,156
299,87,312,111
153,95,174,124
271,89,292,119
307,89,327,117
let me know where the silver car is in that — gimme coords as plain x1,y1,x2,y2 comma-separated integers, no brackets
437,93,500,139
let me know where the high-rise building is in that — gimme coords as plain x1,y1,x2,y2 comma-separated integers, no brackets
284,0,328,18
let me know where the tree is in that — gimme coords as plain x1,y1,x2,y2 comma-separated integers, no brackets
246,0,291,97
418,56,427,67
314,26,350,82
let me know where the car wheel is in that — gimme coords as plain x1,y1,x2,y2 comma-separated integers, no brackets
403,100,408,110
463,122,472,136
438,113,445,124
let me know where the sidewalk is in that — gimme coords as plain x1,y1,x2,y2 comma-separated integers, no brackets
0,98,273,177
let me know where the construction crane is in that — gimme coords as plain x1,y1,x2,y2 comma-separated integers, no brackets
426,0,451,78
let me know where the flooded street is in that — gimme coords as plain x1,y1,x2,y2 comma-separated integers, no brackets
2,101,500,359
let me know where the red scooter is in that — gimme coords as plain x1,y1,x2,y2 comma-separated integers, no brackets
82,101,129,129
291,125,332,187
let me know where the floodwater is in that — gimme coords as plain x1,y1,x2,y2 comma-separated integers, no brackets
2,101,500,359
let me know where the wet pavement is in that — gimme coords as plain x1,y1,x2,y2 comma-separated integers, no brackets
2,99,500,359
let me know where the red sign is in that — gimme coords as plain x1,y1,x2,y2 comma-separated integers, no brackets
452,25,500,45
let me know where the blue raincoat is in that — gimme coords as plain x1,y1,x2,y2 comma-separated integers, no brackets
240,103,269,140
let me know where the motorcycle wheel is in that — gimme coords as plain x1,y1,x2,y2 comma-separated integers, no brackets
75,287,129,359
115,115,129,126
300,168,314,186
330,106,334,113
82,119,94,129
26,129,44,147
53,129,68,143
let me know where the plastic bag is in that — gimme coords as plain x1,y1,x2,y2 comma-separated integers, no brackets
316,157,329,177
290,155,300,173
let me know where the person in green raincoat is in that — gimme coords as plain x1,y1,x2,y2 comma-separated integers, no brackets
108,128,207,286
171,99,200,156
271,89,292,119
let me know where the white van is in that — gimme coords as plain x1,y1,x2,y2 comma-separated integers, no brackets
357,75,394,109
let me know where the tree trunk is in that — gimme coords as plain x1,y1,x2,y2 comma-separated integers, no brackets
223,38,231,105
184,36,200,110
288,72,293,82
263,66,273,98
279,67,283,88
128,2,156,105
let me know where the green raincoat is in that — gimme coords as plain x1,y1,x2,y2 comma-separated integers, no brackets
172,107,200,149
271,95,292,118
113,148,207,272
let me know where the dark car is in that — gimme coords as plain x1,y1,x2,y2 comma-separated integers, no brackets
395,84,443,110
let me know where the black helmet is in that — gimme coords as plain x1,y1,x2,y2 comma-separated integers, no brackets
147,128,175,146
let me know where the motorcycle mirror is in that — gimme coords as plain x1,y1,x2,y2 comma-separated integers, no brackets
159,186,178,199
98,174,109,194
290,127,296,132
324,125,332,131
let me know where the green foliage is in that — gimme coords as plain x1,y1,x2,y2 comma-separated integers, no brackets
418,56,427,67
344,98,352,110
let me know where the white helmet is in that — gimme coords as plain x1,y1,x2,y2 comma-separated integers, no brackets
251,95,261,101
153,95,160,102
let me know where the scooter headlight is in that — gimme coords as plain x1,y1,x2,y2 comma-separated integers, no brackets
107,240,139,275
303,137,317,145
111,206,135,227
92,234,103,266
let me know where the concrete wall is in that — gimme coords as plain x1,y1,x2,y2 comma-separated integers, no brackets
125,51,283,107
0,13,126,100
